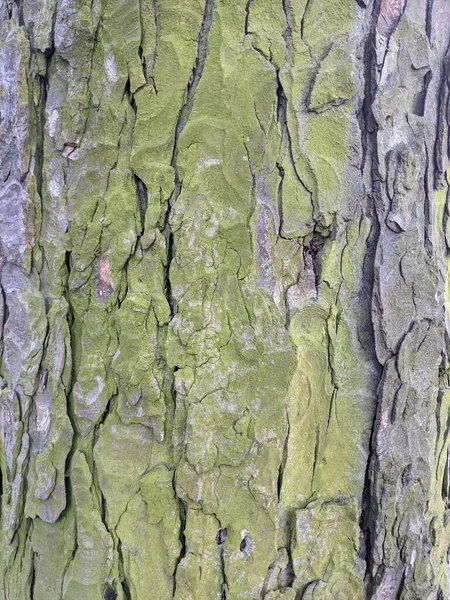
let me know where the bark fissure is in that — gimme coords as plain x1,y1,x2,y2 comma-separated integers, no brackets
117,537,132,600
275,70,315,213
358,0,385,588
171,474,187,597
215,520,228,600
277,410,290,502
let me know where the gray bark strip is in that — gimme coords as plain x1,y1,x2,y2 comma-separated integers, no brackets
0,0,449,598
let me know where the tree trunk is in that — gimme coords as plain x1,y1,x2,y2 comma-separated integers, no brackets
1,0,449,598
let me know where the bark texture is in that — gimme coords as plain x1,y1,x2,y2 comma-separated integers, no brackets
1,0,450,598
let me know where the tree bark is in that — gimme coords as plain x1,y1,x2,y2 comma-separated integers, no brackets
0,0,449,598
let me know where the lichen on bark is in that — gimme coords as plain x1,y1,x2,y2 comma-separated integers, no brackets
1,0,450,598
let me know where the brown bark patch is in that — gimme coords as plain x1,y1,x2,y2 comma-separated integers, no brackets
379,0,406,36
95,256,114,301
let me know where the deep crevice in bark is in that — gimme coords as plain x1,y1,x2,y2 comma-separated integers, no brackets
425,0,434,41
102,584,118,600
433,45,450,189
277,410,290,502
171,474,187,597
29,551,36,600
134,175,148,232
117,537,132,600
164,0,217,317
299,0,312,41
413,69,432,117
244,0,252,36
276,163,285,239
304,232,325,291
123,77,137,116
275,70,314,216
357,0,385,592
216,522,228,599
424,143,433,257
166,8,217,591
283,513,296,590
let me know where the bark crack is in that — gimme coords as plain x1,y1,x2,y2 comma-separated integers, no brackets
167,8,217,592
215,517,228,599
357,0,385,592
275,70,315,218
277,408,290,502
171,473,187,597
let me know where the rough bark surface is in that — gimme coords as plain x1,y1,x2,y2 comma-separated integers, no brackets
0,0,450,598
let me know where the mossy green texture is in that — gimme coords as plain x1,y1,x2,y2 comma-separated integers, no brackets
293,500,364,598
31,513,76,600
308,47,357,113
1,0,449,598
62,452,114,599
116,465,181,599
172,509,223,599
